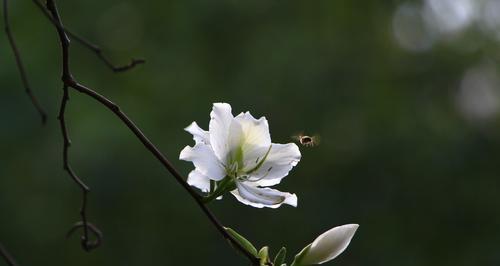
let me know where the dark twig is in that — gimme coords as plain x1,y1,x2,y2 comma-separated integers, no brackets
67,221,103,249
39,0,97,252
41,0,259,264
66,31,145,73
58,85,99,251
31,0,144,73
3,0,47,124
0,242,17,266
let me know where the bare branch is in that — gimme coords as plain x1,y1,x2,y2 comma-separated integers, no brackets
67,221,103,249
0,241,17,266
31,0,144,73
40,0,259,264
58,85,99,251
3,0,47,124
66,31,145,73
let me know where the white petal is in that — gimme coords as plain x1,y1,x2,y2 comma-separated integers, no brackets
179,143,226,181
227,112,272,167
230,182,297,209
301,224,359,265
185,122,210,144
248,143,301,186
186,170,223,199
233,112,271,157
186,170,211,192
209,103,234,164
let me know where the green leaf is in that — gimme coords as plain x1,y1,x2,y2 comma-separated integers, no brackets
290,244,311,266
274,247,287,266
224,227,258,257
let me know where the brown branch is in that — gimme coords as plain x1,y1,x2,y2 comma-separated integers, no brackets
0,241,17,266
58,84,100,251
31,0,144,73
67,221,103,249
66,31,145,73
3,0,47,124
39,0,259,264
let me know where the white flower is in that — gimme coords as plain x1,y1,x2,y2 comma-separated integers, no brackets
292,224,359,265
180,103,301,208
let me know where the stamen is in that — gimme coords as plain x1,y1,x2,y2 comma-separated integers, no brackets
246,166,273,183
236,175,250,182
227,162,239,178
245,145,272,175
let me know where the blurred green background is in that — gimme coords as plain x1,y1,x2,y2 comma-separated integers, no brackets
2,0,500,265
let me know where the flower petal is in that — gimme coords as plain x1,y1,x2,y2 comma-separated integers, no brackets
186,169,211,192
226,112,272,168
230,182,297,208
209,103,234,164
300,224,359,265
248,143,301,186
185,122,209,144
179,143,226,181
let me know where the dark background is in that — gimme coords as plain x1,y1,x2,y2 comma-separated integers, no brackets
1,1,500,265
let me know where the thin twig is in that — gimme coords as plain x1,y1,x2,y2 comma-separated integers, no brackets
41,0,259,264
31,0,144,73
40,0,98,252
58,85,100,251
66,31,145,73
0,242,17,266
3,0,47,124
67,221,103,249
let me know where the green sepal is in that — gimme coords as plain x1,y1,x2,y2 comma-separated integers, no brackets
209,179,216,193
290,244,311,266
224,227,258,257
273,247,287,266
203,177,236,204
258,246,270,265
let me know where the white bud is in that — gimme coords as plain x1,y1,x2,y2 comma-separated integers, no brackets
294,224,359,265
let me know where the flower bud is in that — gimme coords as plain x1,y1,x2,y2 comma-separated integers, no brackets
293,224,359,265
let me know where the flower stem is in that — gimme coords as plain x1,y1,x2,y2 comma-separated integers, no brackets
203,177,235,204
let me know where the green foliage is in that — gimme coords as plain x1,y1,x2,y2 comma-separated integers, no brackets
273,247,287,266
258,246,270,266
224,227,258,258
290,244,311,266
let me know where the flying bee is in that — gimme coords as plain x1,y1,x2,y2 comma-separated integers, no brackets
292,133,320,147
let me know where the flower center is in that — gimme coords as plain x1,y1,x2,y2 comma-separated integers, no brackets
225,145,272,181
